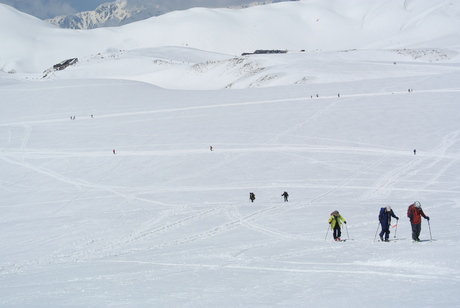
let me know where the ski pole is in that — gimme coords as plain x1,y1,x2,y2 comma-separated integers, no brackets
394,219,399,238
373,221,380,242
427,219,433,241
325,224,330,241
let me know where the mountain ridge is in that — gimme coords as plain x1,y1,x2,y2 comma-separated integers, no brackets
45,0,297,29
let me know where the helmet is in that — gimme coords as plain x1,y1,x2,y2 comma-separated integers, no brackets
386,205,392,211
414,201,421,208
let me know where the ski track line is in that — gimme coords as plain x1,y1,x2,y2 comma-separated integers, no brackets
227,204,303,240
0,145,422,159
105,203,295,258
359,130,460,201
67,207,226,259
267,100,338,145
1,88,458,128
359,158,423,201
92,260,459,282
302,150,400,205
0,155,165,211
406,131,460,198
0,207,226,275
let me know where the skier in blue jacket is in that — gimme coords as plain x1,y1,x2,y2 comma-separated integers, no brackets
379,206,399,242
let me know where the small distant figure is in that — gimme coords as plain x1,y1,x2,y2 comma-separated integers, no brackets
338,93,340,98
73,116,75,120
408,89,411,93
91,115,93,118
413,149,416,155
113,149,116,155
328,210,346,241
407,201,430,242
210,146,213,151
311,95,313,99
249,192,256,203
70,116,72,120
281,191,289,202
316,94,319,98
378,206,399,242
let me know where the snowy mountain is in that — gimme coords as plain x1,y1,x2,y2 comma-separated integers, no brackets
2,0,460,77
45,0,298,29
1,1,460,306
45,0,164,29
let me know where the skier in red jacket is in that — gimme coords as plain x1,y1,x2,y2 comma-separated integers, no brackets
407,201,430,242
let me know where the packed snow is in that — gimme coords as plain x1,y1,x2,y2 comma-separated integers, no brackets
1,0,460,307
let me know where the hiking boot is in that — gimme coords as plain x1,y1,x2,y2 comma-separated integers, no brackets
379,235,384,242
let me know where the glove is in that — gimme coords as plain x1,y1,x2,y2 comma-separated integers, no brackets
426,216,430,221
344,221,347,224
329,222,331,224
396,217,399,220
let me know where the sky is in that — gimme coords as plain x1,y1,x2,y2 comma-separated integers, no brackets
0,0,262,19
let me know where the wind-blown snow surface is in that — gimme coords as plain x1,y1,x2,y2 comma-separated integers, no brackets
1,1,460,307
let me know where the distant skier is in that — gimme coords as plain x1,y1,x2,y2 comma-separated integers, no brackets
378,206,399,242
249,192,256,203
407,201,429,242
338,93,340,97
210,146,213,151
113,149,116,155
328,210,346,241
414,149,416,155
281,191,289,202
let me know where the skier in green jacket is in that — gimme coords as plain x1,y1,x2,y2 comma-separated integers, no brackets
328,210,347,241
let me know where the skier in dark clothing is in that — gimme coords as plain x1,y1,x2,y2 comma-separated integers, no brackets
379,206,399,242
407,201,429,242
249,192,255,203
281,191,289,202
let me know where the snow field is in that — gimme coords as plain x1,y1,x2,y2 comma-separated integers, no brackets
1,70,460,306
1,0,460,306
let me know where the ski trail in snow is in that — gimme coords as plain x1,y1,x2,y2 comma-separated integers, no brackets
2,88,460,128
0,154,166,211
93,259,460,282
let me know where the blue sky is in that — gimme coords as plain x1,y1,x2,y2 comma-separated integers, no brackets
0,0,257,19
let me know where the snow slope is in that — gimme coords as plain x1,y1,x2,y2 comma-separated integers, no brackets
2,0,460,75
1,1,460,307
44,0,295,29
2,65,460,307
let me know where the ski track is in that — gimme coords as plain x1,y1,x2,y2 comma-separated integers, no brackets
1,87,459,128
91,259,459,282
2,87,460,281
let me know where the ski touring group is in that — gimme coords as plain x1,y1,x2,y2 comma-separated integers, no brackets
327,201,431,243
250,193,431,243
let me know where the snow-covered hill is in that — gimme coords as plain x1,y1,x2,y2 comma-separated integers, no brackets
45,0,297,29
1,1,460,306
2,0,460,77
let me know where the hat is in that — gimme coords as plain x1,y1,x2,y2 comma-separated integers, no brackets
386,205,391,211
414,201,421,208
